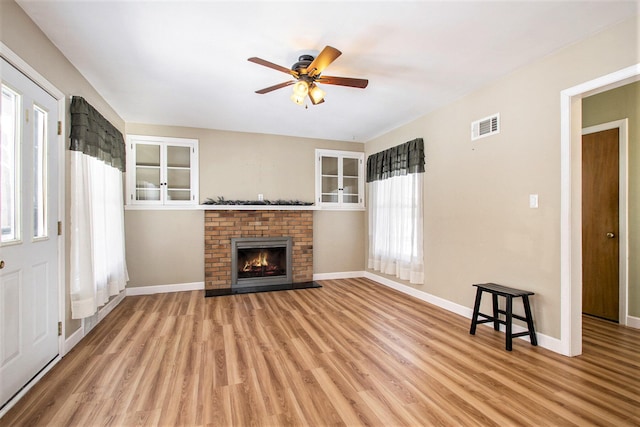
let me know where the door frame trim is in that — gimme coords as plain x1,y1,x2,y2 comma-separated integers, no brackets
582,120,629,326
0,42,66,416
560,63,639,356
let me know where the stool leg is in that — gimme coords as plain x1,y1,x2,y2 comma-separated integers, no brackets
470,289,483,335
492,293,500,331
522,295,538,346
505,296,513,351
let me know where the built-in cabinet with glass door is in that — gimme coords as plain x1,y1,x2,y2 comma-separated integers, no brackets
315,149,364,209
126,135,199,206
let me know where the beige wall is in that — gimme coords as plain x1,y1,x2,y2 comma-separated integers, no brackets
1,0,125,338
124,123,366,287
366,15,639,339
583,81,640,317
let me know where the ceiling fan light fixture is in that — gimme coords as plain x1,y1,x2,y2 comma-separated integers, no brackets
309,84,325,104
292,80,309,97
290,93,305,105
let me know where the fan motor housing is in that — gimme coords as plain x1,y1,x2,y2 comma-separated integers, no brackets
292,54,314,74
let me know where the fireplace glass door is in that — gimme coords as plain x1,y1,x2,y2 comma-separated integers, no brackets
231,237,293,288
237,247,287,279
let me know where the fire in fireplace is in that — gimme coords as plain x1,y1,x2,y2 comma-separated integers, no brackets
231,237,292,289
238,247,286,279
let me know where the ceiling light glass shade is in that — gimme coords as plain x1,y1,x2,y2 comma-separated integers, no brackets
290,93,305,105
308,85,325,104
292,80,309,97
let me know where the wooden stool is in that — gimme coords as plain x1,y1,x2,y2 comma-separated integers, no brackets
469,283,537,351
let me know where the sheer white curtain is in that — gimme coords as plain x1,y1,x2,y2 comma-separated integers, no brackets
367,138,424,284
69,96,128,319
368,173,424,284
70,151,128,318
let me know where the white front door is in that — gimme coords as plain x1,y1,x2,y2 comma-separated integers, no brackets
1,57,59,409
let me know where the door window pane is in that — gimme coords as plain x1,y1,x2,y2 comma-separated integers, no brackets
1,85,20,243
33,105,47,238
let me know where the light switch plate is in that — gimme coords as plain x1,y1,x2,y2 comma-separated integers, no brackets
529,194,539,208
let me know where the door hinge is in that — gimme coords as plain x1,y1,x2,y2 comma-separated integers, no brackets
58,321,62,336
57,121,62,135
57,221,62,236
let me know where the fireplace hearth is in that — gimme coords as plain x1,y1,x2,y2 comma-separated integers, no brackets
204,209,314,295
231,237,292,289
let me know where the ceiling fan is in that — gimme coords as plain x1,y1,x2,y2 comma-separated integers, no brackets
248,45,368,106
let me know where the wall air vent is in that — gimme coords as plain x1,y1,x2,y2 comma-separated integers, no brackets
471,113,500,141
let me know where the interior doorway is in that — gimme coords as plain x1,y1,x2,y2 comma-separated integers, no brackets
581,125,625,323
560,64,638,357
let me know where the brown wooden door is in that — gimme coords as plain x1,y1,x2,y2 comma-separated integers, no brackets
582,128,619,322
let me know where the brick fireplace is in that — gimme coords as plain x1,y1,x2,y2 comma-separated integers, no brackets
204,209,313,293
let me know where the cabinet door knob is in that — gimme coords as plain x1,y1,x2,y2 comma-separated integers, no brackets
606,232,615,239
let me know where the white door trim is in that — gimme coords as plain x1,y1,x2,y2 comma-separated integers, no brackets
582,120,629,326
0,42,66,417
560,63,639,356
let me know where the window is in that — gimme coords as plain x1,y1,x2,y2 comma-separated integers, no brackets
33,104,48,239
126,135,199,207
367,138,425,284
315,149,364,209
1,84,20,243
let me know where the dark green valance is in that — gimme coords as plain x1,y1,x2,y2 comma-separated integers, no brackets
366,138,425,183
69,96,125,172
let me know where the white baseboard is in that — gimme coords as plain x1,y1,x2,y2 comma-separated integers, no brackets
313,271,365,281
97,291,126,323
363,271,563,354
63,326,84,356
627,315,640,329
126,281,204,296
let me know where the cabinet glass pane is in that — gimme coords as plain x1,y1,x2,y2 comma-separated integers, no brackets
321,156,338,175
322,194,339,203
343,177,359,197
343,157,359,177
167,189,191,201
136,144,160,166
136,188,160,201
167,168,191,189
322,176,338,194
167,145,190,168
343,195,359,204
136,167,160,202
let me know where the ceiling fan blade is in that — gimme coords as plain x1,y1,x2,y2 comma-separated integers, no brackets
316,75,369,88
307,46,341,77
248,57,298,77
255,81,295,94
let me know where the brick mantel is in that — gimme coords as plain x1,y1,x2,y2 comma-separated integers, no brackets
204,210,313,291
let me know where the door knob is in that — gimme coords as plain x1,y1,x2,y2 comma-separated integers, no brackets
0,260,4,269
606,232,615,238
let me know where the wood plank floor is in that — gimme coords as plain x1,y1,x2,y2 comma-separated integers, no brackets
2,278,639,426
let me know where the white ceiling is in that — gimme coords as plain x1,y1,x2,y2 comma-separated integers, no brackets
17,0,638,142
